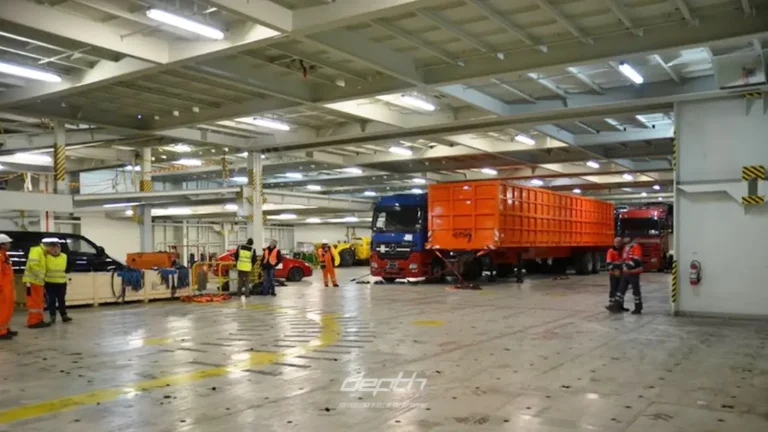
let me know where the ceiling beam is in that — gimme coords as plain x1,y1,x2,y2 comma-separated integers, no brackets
489,79,538,103
652,54,681,83
534,0,593,44
566,67,604,94
466,0,546,52
603,0,643,36
371,19,463,66
527,73,569,98
205,0,294,32
672,0,699,26
416,9,502,59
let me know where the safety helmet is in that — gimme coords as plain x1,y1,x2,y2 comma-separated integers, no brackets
322,239,329,244
42,237,61,245
0,234,12,244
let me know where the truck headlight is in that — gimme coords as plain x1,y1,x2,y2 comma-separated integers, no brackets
409,263,418,270
651,258,658,263
371,262,378,269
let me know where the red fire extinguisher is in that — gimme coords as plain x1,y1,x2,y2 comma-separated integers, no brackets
689,260,702,286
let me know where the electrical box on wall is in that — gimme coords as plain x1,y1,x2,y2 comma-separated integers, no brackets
714,49,766,90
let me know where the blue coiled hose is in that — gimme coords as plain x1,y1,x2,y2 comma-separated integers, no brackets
111,267,144,301
158,266,190,298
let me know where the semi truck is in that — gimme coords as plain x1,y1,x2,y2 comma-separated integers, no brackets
617,203,673,271
370,181,615,282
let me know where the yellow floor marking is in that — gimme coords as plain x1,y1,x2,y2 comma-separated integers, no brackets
142,337,174,346
0,308,339,425
412,319,445,327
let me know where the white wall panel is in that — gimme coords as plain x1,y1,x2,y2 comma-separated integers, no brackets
78,212,139,264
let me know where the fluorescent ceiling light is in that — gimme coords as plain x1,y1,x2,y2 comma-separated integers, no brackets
14,153,52,164
306,218,322,223
269,213,298,220
530,179,544,186
174,158,202,166
152,207,192,216
0,164,4,170
411,188,423,194
343,216,359,222
641,192,648,197
307,184,322,191
652,184,661,190
224,204,239,211
284,172,303,179
400,94,436,111
103,202,139,208
412,178,426,184
622,173,634,181
0,61,61,82
586,161,600,169
171,143,192,152
237,117,291,131
146,9,224,40
231,176,247,183
125,210,134,216
658,197,663,201
363,191,377,196
388,146,413,156
123,165,141,171
480,168,498,175
340,167,363,174
514,134,536,146
572,188,582,194
617,62,644,84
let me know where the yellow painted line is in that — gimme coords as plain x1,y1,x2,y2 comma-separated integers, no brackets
412,320,445,327
0,308,339,425
142,337,174,346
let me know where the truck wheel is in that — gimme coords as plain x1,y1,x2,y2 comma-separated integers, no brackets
525,260,542,274
429,259,446,283
383,277,397,283
575,253,593,275
462,259,483,282
287,267,304,282
591,252,601,274
339,249,355,267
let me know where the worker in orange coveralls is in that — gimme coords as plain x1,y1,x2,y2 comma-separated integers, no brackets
605,237,628,312
608,236,644,314
23,239,58,328
317,240,339,288
0,233,17,340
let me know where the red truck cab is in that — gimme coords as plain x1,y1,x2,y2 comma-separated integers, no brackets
618,204,673,271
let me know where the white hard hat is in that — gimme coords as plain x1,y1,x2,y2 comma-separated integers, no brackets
0,234,12,243
322,239,329,244
42,237,61,245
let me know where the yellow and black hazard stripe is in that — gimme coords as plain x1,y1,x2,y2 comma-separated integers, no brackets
742,165,766,181
744,91,763,99
672,137,677,171
670,260,678,303
742,195,765,205
139,179,153,192
53,143,66,182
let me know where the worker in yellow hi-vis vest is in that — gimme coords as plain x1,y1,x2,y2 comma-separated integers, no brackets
23,238,59,328
234,238,257,297
44,239,72,323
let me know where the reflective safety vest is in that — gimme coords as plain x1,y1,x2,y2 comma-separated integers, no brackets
263,247,279,265
23,245,46,285
622,243,643,274
236,246,253,272
45,253,68,283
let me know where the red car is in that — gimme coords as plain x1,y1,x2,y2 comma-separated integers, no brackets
213,249,313,282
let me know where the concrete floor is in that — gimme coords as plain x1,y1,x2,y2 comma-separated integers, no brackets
1,269,767,432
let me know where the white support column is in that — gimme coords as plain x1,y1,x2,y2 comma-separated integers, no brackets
182,220,189,266
246,152,264,248
139,205,153,253
140,148,152,192
38,174,54,232
53,120,69,194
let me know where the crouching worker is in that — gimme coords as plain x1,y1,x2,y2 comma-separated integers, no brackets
605,237,628,312
44,239,72,323
608,236,644,314
23,238,57,328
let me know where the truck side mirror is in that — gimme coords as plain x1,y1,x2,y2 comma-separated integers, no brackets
96,246,106,257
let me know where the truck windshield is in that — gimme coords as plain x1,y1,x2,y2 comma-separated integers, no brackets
619,218,662,235
372,205,423,233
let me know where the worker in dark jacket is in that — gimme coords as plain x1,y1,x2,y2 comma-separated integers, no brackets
44,239,72,323
608,236,644,314
260,239,282,297
234,238,258,297
605,237,628,311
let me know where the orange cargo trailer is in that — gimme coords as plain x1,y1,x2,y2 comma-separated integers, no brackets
426,180,614,280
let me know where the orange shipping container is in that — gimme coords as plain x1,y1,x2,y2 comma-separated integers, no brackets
427,180,614,251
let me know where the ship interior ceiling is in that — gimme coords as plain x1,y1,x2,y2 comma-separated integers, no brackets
0,0,767,431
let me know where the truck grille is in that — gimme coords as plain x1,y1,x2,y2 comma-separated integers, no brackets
374,243,413,259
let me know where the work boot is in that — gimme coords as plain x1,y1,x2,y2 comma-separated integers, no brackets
0,333,12,340
49,315,56,324
270,292,276,297
62,315,73,323
28,322,51,329
333,283,339,287
324,284,329,288
631,304,643,315
8,329,18,336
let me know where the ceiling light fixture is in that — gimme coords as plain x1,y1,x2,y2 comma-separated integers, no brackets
306,218,322,223
641,192,648,197
622,173,634,181
0,61,62,82
125,209,134,216
411,188,424,194
480,168,498,175
284,172,303,179
388,146,413,156
514,134,536,146
617,61,644,84
231,176,247,183
270,213,297,220
572,188,582,194
103,202,139,208
400,94,436,111
658,197,663,201
343,216,359,222
237,116,291,131
307,184,322,191
124,165,141,171
145,9,225,40
586,160,600,169
652,184,661,190
412,178,426,184
174,158,203,166
13,153,52,164
224,204,239,211
171,143,192,152
363,190,377,196
340,167,363,174
530,179,544,186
